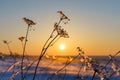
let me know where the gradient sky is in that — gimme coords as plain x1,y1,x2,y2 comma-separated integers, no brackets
0,0,120,56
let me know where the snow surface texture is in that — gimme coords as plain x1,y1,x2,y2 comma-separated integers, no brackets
0,56,120,80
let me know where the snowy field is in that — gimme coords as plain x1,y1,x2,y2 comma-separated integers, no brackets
0,56,120,80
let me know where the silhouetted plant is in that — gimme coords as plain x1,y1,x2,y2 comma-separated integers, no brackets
101,51,120,71
106,54,120,79
76,47,93,80
57,11,70,24
18,36,25,49
91,51,120,80
3,40,13,56
21,17,36,79
32,11,70,80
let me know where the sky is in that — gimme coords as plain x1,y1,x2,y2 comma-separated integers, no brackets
0,0,120,56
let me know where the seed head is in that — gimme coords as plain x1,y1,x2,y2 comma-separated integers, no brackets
57,11,70,21
18,36,25,42
23,17,36,26
3,40,8,44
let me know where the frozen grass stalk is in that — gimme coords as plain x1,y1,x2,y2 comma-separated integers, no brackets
32,11,70,80
21,17,36,79
91,51,120,80
3,40,13,56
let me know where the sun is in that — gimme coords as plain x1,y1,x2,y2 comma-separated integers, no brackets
59,44,65,50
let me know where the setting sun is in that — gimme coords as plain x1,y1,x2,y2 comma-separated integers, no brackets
59,44,65,50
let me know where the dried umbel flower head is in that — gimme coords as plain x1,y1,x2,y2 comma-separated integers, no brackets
77,47,81,52
77,47,85,54
58,28,69,38
18,36,25,42
23,17,36,26
3,40,8,44
54,22,61,31
54,23,69,38
57,11,70,21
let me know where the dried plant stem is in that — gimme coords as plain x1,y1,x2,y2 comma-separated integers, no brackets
101,51,120,71
32,18,62,80
56,54,79,74
41,19,62,54
91,51,120,80
47,54,80,80
10,62,30,80
41,30,54,54
6,43,12,55
62,58,69,80
91,70,97,80
21,25,30,79
32,34,59,80
50,37,60,46
58,18,62,25
77,63,84,78
22,59,38,80
21,41,24,49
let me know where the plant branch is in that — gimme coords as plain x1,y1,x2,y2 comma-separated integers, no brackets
21,25,30,79
32,34,59,80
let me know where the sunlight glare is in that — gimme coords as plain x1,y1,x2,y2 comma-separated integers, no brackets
59,44,65,50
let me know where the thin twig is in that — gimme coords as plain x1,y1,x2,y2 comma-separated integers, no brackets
32,34,59,80
21,25,30,79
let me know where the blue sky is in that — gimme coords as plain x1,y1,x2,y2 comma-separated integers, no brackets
0,0,120,56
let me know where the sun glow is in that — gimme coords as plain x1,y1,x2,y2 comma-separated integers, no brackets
59,44,65,50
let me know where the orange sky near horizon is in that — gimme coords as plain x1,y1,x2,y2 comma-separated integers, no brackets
0,1,120,56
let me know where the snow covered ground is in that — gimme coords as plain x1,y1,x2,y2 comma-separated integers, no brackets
0,56,120,80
